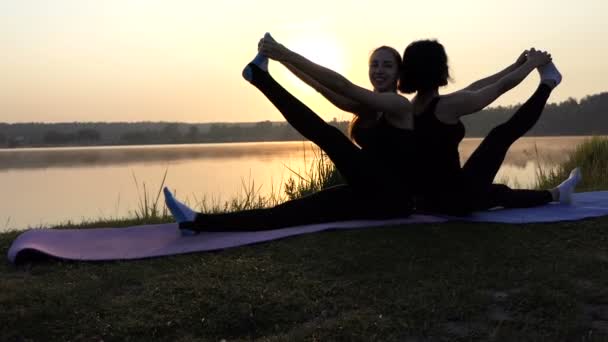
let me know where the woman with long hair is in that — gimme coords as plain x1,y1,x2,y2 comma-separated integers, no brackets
165,44,416,233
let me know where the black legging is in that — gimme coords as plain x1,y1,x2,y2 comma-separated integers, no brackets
421,84,554,215
181,64,413,231
464,84,553,210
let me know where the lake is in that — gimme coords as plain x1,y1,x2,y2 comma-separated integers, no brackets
0,136,590,231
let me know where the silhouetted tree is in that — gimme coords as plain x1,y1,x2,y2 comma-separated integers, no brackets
2,92,607,147
187,126,199,140
162,123,181,142
77,129,101,143
43,130,76,144
120,130,155,144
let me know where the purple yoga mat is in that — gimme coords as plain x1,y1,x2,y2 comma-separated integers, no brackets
7,192,608,264
6,215,445,264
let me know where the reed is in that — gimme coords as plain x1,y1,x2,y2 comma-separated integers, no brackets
535,136,608,191
283,146,342,200
130,168,169,220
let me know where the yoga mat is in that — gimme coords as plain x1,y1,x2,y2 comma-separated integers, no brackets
452,191,608,224
7,192,608,264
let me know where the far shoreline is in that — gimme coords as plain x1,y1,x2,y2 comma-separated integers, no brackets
0,134,602,151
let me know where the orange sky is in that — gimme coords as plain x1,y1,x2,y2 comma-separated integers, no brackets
1,0,607,123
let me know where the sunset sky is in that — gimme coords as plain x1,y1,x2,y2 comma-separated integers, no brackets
1,0,606,123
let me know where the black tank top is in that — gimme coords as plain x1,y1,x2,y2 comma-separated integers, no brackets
414,97,465,194
352,114,415,179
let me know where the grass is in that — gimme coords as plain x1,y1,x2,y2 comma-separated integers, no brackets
131,168,170,220
147,145,342,218
196,174,285,214
3,218,608,341
2,137,608,341
536,136,608,191
283,147,343,200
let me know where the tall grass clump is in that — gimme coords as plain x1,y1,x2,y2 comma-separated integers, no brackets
182,145,342,214
194,174,285,214
283,146,343,200
131,168,169,220
535,136,608,191
124,145,342,221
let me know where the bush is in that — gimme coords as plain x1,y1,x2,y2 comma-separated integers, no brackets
536,136,608,191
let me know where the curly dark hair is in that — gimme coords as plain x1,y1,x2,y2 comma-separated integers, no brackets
398,39,450,93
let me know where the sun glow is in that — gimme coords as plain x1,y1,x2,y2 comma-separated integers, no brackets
3,1,607,123
275,36,348,94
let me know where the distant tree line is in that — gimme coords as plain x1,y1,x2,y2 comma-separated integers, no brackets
462,93,608,136
119,120,350,145
42,129,101,145
0,92,606,148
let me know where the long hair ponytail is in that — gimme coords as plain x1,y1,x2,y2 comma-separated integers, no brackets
348,45,401,145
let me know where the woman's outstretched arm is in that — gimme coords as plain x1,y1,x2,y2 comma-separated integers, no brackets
259,34,412,127
436,49,551,121
461,50,528,91
283,62,367,115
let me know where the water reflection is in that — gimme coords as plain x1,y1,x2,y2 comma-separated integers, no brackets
459,136,581,168
0,142,312,170
0,137,590,231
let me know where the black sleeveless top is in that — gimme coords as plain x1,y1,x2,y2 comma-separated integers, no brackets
351,113,415,180
413,97,465,194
